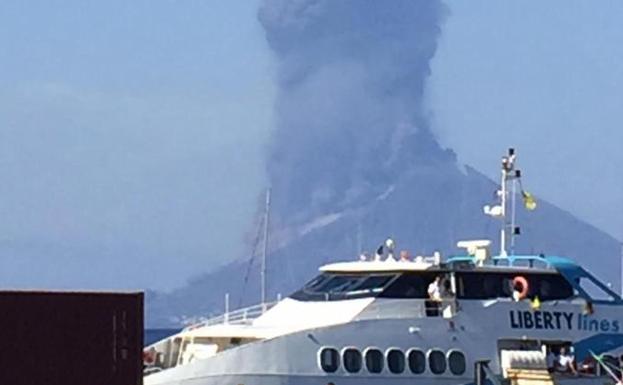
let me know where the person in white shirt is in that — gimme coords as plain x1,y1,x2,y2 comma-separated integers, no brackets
557,347,577,375
427,276,442,302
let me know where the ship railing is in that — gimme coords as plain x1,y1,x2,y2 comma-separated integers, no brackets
424,299,457,318
182,301,278,331
447,254,557,269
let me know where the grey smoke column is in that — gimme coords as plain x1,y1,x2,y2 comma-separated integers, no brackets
259,0,448,222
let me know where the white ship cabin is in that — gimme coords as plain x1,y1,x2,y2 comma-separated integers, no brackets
143,239,617,373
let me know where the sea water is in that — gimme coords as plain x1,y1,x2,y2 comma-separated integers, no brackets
145,328,179,346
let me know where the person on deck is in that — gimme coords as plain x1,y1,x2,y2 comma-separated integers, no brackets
557,347,578,375
441,277,455,299
440,277,456,318
425,276,443,317
427,276,442,302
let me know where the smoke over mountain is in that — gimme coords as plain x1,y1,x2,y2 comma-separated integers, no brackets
144,1,623,326
258,0,450,223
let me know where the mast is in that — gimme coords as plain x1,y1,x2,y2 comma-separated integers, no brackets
484,148,536,257
261,188,271,309
500,156,508,256
499,148,517,256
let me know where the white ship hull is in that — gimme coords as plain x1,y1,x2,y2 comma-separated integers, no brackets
146,300,623,385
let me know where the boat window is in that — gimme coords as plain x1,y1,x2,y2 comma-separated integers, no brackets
576,277,618,302
428,350,446,374
290,273,397,301
322,275,363,293
305,274,332,291
483,274,505,298
319,348,339,373
348,275,395,295
530,274,574,300
365,348,384,373
342,348,362,373
387,349,405,374
408,349,426,374
380,272,439,299
457,272,573,301
448,350,466,375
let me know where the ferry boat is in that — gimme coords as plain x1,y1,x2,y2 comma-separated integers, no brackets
144,149,623,385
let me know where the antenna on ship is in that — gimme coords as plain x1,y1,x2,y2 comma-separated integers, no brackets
261,187,271,312
484,148,537,256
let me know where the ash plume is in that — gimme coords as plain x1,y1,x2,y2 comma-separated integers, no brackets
258,0,450,223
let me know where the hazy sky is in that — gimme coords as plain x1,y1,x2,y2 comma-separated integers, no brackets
0,1,621,291
429,0,623,242
0,1,274,290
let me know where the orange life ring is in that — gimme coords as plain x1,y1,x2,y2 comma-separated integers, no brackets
513,276,529,300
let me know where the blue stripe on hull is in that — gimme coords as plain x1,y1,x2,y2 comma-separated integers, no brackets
574,333,623,361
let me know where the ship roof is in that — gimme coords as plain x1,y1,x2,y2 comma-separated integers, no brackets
320,260,433,273
319,254,576,274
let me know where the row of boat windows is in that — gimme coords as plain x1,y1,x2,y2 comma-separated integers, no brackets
292,271,573,301
318,347,466,376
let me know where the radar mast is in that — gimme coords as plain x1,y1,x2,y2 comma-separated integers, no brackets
483,148,536,257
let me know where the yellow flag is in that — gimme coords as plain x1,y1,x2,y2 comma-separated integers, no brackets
522,191,537,211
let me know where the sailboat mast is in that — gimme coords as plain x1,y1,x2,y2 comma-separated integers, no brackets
261,188,271,308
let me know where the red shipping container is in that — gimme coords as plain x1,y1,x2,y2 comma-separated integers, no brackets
0,291,143,385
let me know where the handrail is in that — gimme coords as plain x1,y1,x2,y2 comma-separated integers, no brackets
446,254,570,269
182,301,278,331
